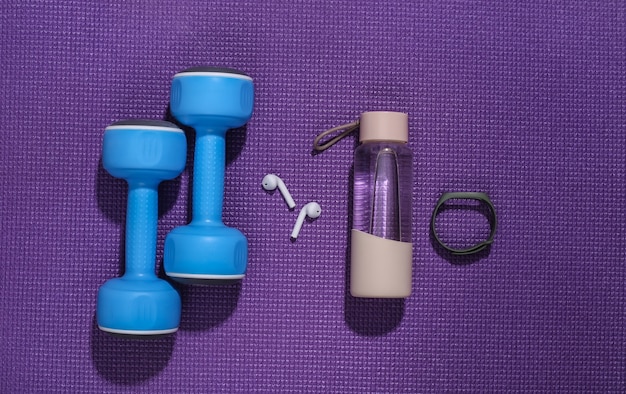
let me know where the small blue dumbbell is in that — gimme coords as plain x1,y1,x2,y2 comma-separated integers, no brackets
97,120,186,336
164,67,254,284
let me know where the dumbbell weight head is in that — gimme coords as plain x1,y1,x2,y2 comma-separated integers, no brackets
103,119,187,182
97,120,186,336
97,278,182,336
170,66,254,133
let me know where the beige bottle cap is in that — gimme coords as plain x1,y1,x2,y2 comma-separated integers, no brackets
359,111,408,143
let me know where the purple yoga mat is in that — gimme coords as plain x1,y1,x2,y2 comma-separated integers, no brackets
1,1,624,392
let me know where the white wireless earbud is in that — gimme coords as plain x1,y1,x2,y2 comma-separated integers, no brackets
262,174,296,209
291,202,322,240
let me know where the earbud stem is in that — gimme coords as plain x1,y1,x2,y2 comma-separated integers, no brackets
279,183,296,209
291,209,306,239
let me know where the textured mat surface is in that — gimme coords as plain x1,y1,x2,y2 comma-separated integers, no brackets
1,1,625,392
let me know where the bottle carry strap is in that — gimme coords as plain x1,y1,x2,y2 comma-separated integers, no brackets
312,120,359,151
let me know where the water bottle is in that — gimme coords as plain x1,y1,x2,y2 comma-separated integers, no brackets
351,111,413,298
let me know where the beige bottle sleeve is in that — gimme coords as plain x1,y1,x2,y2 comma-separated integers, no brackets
350,229,413,298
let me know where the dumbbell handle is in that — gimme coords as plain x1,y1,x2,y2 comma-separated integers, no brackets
192,130,226,224
125,182,158,278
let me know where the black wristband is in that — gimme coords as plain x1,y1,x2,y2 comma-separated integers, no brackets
431,192,497,256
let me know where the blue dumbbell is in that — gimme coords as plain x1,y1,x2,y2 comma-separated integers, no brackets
164,67,254,284
97,120,187,336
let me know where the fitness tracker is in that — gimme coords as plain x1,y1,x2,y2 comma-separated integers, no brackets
431,192,497,256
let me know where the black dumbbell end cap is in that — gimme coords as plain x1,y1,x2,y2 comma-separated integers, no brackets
176,66,249,77
109,119,180,129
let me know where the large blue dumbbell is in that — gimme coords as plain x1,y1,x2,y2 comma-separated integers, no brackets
164,66,254,284
97,120,186,336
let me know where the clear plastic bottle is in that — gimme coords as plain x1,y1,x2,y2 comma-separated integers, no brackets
351,111,413,298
